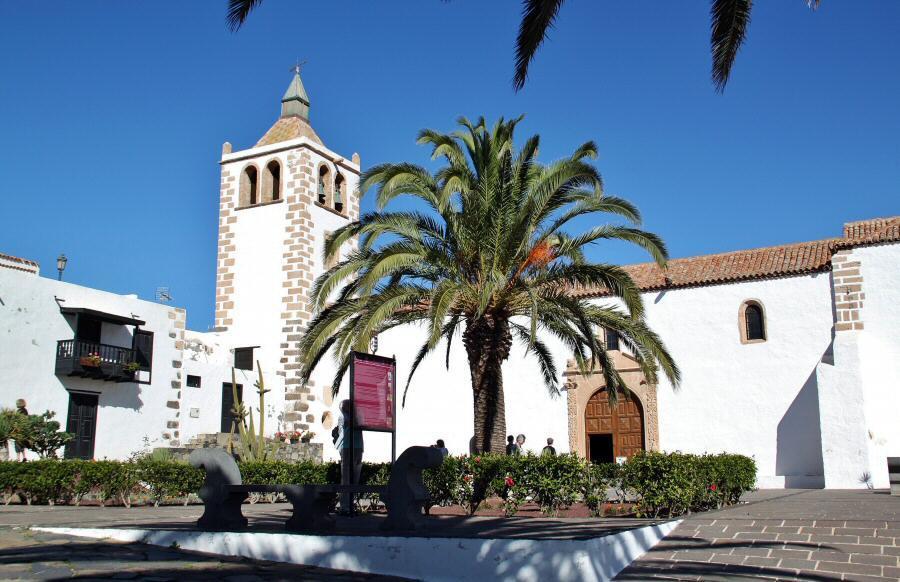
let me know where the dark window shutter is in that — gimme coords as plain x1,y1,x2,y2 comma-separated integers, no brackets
605,328,620,351
234,347,254,371
745,304,765,341
133,330,154,370
187,375,201,388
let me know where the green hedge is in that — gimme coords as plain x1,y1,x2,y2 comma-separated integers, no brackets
0,450,756,517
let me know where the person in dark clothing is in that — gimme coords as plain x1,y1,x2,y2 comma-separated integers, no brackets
541,437,557,457
505,435,519,456
14,399,28,462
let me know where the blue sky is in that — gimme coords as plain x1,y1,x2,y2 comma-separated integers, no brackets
1,1,898,331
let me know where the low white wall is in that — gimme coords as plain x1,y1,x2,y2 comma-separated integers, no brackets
36,521,680,582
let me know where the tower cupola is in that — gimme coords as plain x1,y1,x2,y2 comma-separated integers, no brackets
281,68,310,120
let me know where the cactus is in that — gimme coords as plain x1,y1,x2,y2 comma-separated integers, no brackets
228,361,279,462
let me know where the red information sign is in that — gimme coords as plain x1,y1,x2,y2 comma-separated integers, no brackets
351,353,395,432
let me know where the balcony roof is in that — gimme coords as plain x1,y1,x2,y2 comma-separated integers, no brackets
60,307,146,327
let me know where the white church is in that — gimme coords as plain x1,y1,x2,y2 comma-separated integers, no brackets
1,72,898,490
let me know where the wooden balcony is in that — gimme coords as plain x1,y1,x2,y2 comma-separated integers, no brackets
55,339,138,382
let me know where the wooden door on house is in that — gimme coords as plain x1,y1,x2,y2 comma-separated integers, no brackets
221,382,243,433
584,388,644,462
64,392,98,460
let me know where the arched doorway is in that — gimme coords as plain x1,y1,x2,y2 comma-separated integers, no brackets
584,388,645,464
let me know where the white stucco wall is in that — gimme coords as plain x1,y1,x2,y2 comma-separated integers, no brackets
179,330,286,444
643,274,834,488
0,268,182,459
226,192,287,372
856,242,900,488
324,322,572,463
316,272,842,490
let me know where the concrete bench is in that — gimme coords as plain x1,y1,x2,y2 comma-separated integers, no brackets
189,446,442,532
889,457,900,496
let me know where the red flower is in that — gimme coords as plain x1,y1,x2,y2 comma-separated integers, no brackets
505,476,515,487
474,456,481,464
463,475,472,482
709,484,718,491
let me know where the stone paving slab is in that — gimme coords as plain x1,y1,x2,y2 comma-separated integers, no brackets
616,489,900,581
0,526,409,581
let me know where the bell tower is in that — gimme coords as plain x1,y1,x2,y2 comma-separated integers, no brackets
214,69,361,433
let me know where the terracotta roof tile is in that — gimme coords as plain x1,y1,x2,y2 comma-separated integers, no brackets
0,252,40,275
839,216,900,247
575,215,900,297
255,116,323,148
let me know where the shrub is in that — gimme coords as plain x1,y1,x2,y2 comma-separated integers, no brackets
582,462,621,516
13,412,73,458
620,451,756,517
0,462,19,504
77,460,140,507
423,456,462,513
525,453,586,516
696,453,757,509
136,459,204,506
458,454,508,514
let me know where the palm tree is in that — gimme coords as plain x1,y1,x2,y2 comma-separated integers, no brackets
297,116,679,454
227,0,820,93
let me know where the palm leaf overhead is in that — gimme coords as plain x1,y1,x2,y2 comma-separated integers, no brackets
710,0,754,93
513,0,822,92
228,0,821,92
226,0,264,31
298,116,680,453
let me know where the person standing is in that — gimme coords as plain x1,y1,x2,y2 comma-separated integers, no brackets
435,439,449,458
541,437,557,457
337,399,363,487
14,399,28,462
515,433,526,455
505,435,519,456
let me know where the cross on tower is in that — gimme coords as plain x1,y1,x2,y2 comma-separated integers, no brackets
290,59,307,75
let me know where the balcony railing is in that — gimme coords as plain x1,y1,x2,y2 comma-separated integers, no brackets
55,339,138,382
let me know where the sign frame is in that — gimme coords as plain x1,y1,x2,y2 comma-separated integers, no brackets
348,350,397,469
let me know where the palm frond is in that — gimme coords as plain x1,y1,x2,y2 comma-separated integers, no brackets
226,0,264,31
514,0,567,90
710,0,754,92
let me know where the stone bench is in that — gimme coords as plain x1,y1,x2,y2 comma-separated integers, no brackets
889,457,900,496
189,446,443,532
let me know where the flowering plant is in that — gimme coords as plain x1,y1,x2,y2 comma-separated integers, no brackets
80,352,102,367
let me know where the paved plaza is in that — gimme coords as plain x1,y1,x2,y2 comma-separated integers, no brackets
617,489,900,581
0,490,897,580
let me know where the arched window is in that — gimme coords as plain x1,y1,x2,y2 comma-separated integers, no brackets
334,173,345,213
740,300,767,343
265,160,281,202
317,165,330,205
240,165,259,207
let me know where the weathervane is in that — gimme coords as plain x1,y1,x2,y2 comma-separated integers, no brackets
290,59,307,75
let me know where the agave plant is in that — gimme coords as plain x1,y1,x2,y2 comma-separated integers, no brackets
297,115,679,453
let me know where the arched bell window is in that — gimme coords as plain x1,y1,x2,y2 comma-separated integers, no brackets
317,165,330,205
739,300,767,343
334,173,345,213
264,160,281,202
240,165,259,207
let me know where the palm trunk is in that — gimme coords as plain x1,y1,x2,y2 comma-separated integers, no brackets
463,315,512,454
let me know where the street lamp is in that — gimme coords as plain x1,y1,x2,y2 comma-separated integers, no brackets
56,253,67,281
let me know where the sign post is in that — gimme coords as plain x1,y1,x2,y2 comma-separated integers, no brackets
348,351,397,484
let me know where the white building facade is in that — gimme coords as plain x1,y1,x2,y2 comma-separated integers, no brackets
2,72,898,490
